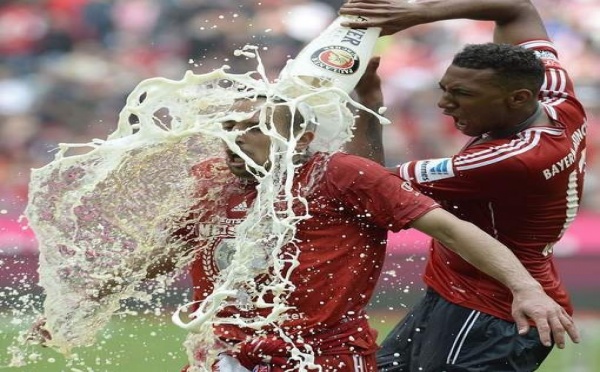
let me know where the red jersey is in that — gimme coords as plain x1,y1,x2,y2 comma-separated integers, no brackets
398,40,587,321
187,152,438,354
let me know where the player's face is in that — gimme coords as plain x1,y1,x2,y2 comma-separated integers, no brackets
437,65,512,137
222,99,272,179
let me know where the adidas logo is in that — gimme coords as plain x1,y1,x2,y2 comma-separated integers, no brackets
231,200,248,212
430,159,450,175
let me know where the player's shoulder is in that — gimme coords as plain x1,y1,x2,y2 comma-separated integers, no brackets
191,157,228,178
518,39,559,64
456,128,566,172
319,152,391,180
327,151,385,169
520,40,587,120
190,157,237,193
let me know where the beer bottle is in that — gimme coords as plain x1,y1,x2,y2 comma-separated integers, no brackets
278,15,381,93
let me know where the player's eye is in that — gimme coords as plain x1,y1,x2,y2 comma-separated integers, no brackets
452,89,470,96
246,125,262,134
222,122,235,131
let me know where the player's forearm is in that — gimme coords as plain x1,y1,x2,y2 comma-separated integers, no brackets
346,57,385,164
417,0,547,44
412,208,542,293
341,0,544,41
439,219,543,294
415,0,530,25
346,97,385,164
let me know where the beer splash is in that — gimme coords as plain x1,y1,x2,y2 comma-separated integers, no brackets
18,44,388,370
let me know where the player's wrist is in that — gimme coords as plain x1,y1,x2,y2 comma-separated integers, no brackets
508,279,544,295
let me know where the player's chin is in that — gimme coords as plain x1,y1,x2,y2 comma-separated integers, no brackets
455,123,480,137
227,164,248,177
459,128,478,137
227,164,257,179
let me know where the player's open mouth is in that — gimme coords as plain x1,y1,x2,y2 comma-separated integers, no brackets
226,152,246,167
452,116,467,131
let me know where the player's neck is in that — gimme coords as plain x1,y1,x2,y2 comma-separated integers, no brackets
486,103,543,140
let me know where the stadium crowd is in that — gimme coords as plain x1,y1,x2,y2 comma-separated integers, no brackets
1,0,599,224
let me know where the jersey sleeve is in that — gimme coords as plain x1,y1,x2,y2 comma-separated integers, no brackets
397,147,530,201
325,153,439,232
519,40,586,128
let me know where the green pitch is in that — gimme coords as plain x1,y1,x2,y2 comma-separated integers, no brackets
0,312,597,371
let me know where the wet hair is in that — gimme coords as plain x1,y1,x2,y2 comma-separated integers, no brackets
452,43,545,93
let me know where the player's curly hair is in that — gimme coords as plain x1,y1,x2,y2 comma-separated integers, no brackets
452,43,545,93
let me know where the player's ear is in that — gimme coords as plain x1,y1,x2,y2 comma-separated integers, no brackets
507,88,534,108
296,131,315,152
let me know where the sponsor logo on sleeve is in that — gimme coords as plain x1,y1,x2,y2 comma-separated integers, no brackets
534,50,562,68
415,158,455,183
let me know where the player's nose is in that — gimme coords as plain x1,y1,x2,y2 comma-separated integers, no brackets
437,94,457,110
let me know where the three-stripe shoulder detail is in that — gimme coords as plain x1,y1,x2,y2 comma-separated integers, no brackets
519,40,555,50
454,128,560,171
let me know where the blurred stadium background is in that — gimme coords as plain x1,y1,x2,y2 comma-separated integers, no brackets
0,0,598,371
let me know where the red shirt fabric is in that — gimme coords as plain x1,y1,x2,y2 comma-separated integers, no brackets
185,152,439,354
398,40,587,322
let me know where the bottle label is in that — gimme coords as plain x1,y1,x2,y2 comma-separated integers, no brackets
310,45,360,75
277,15,381,93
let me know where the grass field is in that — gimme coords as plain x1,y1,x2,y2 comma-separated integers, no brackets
0,311,597,371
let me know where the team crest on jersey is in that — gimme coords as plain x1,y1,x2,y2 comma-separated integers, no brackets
310,46,360,75
416,158,455,183
214,238,236,271
401,181,414,192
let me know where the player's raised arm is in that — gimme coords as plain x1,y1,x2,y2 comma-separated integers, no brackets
340,0,549,44
345,57,385,165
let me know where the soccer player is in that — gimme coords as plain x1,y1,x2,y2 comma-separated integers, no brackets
175,65,578,370
341,0,586,370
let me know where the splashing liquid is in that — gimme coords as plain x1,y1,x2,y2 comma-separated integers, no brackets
22,45,387,371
